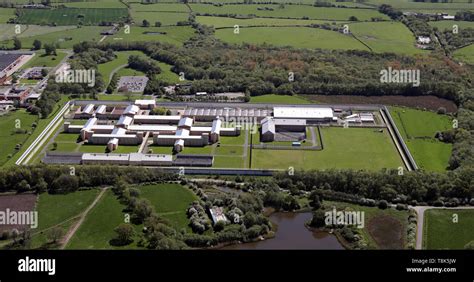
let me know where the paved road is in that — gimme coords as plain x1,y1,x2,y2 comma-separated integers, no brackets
411,205,474,250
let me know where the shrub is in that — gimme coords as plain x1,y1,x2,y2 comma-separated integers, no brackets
378,200,388,209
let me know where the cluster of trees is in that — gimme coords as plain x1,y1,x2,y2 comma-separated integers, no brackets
187,202,212,233
455,11,474,22
0,165,180,194
106,73,119,94
87,39,470,102
128,55,161,76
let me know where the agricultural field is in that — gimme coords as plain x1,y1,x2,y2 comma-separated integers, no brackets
215,26,369,51
190,4,390,21
139,183,198,230
0,110,39,166
130,3,190,13
251,127,404,170
16,8,129,26
130,3,190,26
103,26,195,46
64,0,127,8
390,107,452,172
428,20,474,31
454,43,474,65
350,21,425,55
197,16,340,28
423,209,474,249
0,8,15,23
325,200,410,249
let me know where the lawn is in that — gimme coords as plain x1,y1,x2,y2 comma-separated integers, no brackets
190,4,389,21
390,106,452,171
138,183,198,230
156,61,181,84
78,144,107,153
16,8,129,26
22,51,67,68
213,156,247,168
104,26,195,46
250,94,311,104
350,21,425,55
424,209,474,250
215,26,369,51
66,190,136,249
324,200,409,249
114,145,139,154
0,109,39,166
251,127,404,170
454,43,474,65
0,24,77,43
32,189,99,248
0,8,15,23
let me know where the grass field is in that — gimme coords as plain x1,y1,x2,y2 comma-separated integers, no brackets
130,3,190,13
16,8,129,26
390,107,452,171
66,189,136,249
139,183,198,230
428,20,474,31
197,16,341,28
131,10,189,26
250,94,311,104
104,26,195,45
22,51,67,68
454,43,474,65
0,110,39,166
32,190,99,248
156,61,181,84
3,26,103,49
0,8,15,23
215,26,369,50
0,24,78,43
325,200,409,249
424,209,474,250
98,50,145,84
190,4,389,21
251,127,403,170
64,1,127,8
350,21,425,55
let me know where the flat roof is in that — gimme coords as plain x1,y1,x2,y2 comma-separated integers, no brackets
273,107,333,119
274,119,306,126
134,115,181,120
128,125,177,131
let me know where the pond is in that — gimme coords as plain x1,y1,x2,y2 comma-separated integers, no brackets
222,212,345,250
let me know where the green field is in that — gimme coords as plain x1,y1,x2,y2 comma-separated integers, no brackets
156,61,181,84
104,26,195,46
22,51,67,68
130,3,190,13
424,209,474,249
215,26,369,50
131,9,189,26
16,8,129,26
2,26,103,49
251,127,403,170
66,190,134,249
32,190,99,248
390,107,452,171
139,183,198,230
0,8,15,23
250,94,311,104
64,1,127,8
350,21,425,55
0,110,39,166
325,200,410,249
197,16,341,28
98,50,145,84
428,20,474,31
454,43,474,65
190,4,389,21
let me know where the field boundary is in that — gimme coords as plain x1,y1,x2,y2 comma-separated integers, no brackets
381,106,418,171
16,101,71,165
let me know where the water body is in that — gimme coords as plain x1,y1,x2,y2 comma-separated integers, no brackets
223,212,345,250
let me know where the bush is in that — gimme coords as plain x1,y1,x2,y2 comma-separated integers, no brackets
437,107,447,114
396,203,407,211
378,200,388,209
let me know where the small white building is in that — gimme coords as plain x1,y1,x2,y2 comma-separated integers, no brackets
417,36,431,45
209,207,227,225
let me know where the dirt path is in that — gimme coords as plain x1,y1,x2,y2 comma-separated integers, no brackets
60,188,108,249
